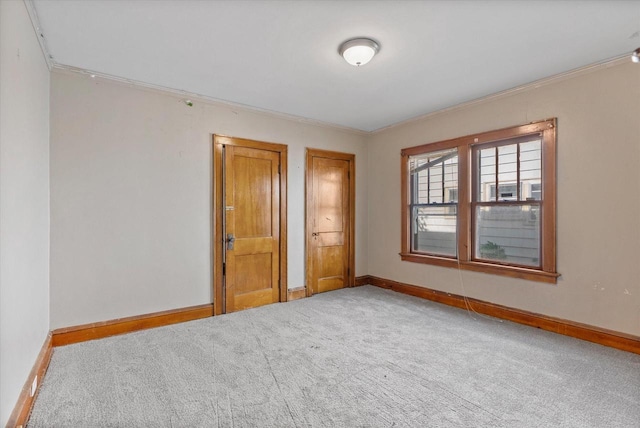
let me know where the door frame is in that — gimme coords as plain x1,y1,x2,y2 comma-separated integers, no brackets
305,148,355,297
213,135,288,315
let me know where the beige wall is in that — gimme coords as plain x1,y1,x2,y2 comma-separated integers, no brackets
50,71,368,329
368,61,640,336
0,1,51,425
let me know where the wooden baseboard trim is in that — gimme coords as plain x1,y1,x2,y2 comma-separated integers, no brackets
51,303,214,347
7,333,53,428
354,275,370,286
287,287,307,301
367,275,640,355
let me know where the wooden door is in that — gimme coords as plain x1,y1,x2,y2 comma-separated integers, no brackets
213,136,287,315
306,149,355,295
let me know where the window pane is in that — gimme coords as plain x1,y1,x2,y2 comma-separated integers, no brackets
497,144,517,198
478,147,496,202
530,183,541,200
519,140,542,201
475,205,540,267
410,148,458,205
413,205,457,256
416,169,429,204
428,165,443,203
444,159,458,202
490,183,519,201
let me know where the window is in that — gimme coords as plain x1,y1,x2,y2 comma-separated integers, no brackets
409,147,458,256
400,119,558,283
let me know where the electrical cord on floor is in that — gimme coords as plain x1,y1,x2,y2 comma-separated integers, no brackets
456,252,503,323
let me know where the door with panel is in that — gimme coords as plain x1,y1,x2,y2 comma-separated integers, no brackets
213,136,287,315
306,149,355,295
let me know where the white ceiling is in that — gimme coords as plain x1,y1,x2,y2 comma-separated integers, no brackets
32,1,640,132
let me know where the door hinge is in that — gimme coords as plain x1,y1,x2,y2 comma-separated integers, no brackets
348,170,350,179
222,262,226,276
278,163,281,175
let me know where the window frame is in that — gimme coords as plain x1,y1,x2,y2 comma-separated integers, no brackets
400,119,559,284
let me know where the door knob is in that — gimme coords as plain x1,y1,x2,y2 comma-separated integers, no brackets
226,233,235,250
311,232,319,236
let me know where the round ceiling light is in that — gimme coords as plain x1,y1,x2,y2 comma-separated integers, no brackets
632,47,640,63
339,38,380,67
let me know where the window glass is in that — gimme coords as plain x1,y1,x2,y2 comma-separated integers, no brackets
497,144,518,196
478,147,496,202
519,140,542,201
414,206,457,256
475,205,541,267
409,148,458,257
473,135,543,268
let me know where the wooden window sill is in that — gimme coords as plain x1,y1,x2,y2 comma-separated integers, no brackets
399,253,560,284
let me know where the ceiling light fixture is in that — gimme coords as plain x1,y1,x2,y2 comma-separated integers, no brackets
339,38,380,67
632,48,640,63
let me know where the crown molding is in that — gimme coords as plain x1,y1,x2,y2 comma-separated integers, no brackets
24,0,54,70
51,64,369,137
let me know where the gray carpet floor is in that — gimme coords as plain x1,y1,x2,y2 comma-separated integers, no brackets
29,286,640,427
